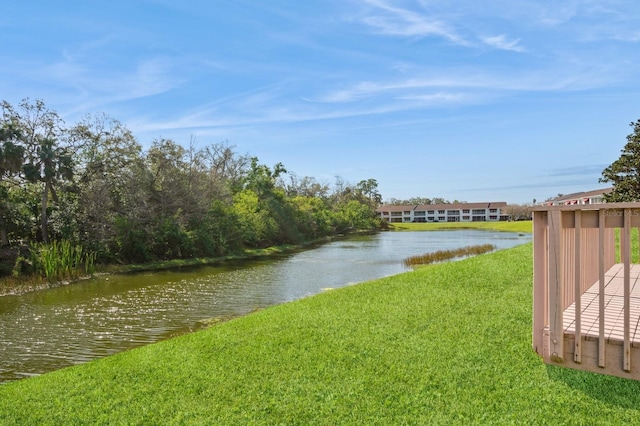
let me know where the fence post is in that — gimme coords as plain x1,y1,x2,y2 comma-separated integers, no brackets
623,209,631,372
533,211,548,356
574,210,582,363
548,210,564,362
598,209,606,368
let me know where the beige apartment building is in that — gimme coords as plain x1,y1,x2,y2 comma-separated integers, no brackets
376,202,509,223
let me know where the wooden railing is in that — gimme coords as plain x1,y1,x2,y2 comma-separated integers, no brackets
532,203,640,375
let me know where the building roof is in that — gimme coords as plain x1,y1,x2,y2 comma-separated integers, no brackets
375,205,416,213
547,187,612,204
376,202,507,213
415,202,507,211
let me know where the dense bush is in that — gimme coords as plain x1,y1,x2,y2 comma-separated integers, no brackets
0,99,382,274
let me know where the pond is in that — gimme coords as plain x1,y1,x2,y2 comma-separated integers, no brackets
0,230,531,383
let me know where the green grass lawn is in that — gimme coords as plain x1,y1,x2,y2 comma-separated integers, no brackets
4,226,640,424
388,220,532,233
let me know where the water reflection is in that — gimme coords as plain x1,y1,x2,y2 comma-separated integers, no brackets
0,230,530,383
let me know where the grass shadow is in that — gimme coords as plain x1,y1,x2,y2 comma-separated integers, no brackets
546,364,640,409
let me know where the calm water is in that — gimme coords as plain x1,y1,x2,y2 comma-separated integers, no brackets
0,230,530,383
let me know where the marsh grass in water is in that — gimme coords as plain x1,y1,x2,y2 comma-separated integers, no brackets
404,243,496,266
29,240,96,282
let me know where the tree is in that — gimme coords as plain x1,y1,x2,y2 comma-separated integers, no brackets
407,197,432,205
431,197,450,204
0,123,25,245
601,119,640,202
147,138,191,216
503,204,532,221
0,124,23,177
233,158,304,246
281,173,329,199
356,178,382,209
241,157,287,198
2,99,73,243
334,200,377,233
199,141,249,201
71,114,143,252
290,195,333,238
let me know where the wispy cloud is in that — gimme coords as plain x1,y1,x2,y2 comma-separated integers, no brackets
548,164,608,177
356,0,468,45
536,1,579,26
463,178,607,195
480,34,525,52
126,54,625,137
312,76,490,103
311,63,616,105
39,52,184,118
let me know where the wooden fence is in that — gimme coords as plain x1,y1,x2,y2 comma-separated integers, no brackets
532,203,640,379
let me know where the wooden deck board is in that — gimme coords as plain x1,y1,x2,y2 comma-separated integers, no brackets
564,263,640,343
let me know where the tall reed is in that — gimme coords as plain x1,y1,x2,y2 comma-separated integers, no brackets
404,244,496,267
29,240,97,282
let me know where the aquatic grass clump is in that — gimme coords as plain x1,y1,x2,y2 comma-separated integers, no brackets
404,243,496,267
29,240,96,282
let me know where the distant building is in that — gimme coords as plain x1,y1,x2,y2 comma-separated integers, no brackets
542,187,613,206
376,202,509,223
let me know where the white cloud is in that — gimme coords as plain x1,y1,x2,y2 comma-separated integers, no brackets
38,53,184,118
356,0,468,45
537,0,579,26
481,34,525,52
396,92,468,103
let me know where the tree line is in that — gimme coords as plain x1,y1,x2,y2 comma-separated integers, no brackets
0,99,383,275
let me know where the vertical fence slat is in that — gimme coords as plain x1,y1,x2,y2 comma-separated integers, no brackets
624,209,632,372
548,210,564,361
574,210,582,363
599,209,606,368
532,211,548,356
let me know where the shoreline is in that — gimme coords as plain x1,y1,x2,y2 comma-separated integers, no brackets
0,223,531,297
0,235,344,297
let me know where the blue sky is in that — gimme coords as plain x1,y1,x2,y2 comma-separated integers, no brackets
2,0,639,204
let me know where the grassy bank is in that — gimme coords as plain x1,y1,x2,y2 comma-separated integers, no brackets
2,240,640,424
389,220,532,233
